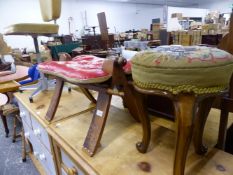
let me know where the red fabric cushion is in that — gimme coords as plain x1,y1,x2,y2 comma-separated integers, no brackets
39,55,110,83
38,55,132,84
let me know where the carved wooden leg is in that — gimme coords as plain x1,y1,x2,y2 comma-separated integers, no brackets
45,78,64,121
135,91,151,153
0,111,9,137
193,97,214,155
216,98,229,149
173,94,197,175
80,87,97,104
83,91,112,156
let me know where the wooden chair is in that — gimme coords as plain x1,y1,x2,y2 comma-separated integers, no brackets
0,93,26,162
4,0,61,102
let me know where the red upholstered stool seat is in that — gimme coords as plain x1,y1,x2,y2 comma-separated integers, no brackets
38,55,131,83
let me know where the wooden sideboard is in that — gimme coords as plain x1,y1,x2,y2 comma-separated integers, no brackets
15,90,233,175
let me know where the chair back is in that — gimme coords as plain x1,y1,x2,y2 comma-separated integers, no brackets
39,0,61,22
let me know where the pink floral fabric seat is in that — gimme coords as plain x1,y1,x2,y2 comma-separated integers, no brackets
39,55,131,84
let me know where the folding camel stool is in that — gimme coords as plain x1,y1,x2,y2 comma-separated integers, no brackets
38,55,150,156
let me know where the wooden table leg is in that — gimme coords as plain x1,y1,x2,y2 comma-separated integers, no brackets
193,97,214,155
173,94,197,175
0,111,9,137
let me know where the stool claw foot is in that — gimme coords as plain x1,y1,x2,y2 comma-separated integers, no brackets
22,158,26,162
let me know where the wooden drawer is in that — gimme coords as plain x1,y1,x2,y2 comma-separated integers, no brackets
18,101,32,128
30,116,51,153
61,168,67,175
61,150,85,175
22,121,33,143
30,134,56,175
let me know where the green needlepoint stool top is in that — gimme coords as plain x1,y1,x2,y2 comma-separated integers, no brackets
131,45,233,94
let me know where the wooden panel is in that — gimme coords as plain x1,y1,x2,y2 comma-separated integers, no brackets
49,99,233,175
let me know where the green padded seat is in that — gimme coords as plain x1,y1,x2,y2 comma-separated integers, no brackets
132,45,233,94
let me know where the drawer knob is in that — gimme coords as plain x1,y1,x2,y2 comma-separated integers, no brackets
34,129,41,136
24,132,30,138
39,154,46,161
20,111,26,117
67,167,78,175
34,151,39,157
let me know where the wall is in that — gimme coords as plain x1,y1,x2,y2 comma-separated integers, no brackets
0,0,163,50
198,0,232,13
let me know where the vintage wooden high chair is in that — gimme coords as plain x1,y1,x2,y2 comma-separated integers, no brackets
4,0,61,102
0,93,26,162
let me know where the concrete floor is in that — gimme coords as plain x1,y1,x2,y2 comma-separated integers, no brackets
0,116,39,175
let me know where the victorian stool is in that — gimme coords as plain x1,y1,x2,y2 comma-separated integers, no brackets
131,45,233,175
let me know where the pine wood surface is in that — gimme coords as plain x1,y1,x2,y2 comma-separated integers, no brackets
0,80,20,93
49,96,233,175
16,91,233,175
14,90,96,127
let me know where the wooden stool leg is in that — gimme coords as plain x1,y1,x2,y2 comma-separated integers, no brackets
80,87,97,104
12,115,17,143
45,78,64,121
83,91,112,156
193,97,214,155
216,99,229,149
135,92,151,153
173,94,197,175
0,111,9,137
21,126,27,162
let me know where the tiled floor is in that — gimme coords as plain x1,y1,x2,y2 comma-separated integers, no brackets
0,116,39,175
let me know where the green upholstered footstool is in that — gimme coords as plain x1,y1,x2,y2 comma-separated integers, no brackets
131,45,233,175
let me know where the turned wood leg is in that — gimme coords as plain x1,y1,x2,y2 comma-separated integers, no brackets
12,116,17,143
83,91,112,156
21,126,26,162
216,98,229,149
173,94,197,175
45,78,64,121
193,97,214,155
134,92,151,153
0,111,9,137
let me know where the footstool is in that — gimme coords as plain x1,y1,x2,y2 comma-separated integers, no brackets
131,45,233,175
